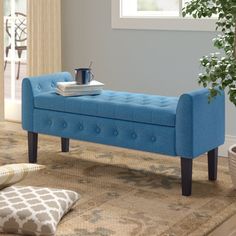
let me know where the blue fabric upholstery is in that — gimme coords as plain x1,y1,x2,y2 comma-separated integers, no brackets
22,72,73,131
34,90,178,127
22,72,225,159
25,72,73,96
176,88,225,158
22,78,34,131
33,109,176,156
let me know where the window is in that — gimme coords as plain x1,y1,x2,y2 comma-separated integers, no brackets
112,0,216,31
3,0,27,121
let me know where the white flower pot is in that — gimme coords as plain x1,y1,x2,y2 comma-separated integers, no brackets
228,145,236,189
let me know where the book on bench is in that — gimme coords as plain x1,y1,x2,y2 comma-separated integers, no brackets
57,80,104,92
56,88,102,97
56,80,104,97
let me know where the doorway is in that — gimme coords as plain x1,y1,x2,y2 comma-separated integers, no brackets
3,0,27,121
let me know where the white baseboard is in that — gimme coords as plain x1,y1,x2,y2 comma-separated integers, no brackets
219,135,236,157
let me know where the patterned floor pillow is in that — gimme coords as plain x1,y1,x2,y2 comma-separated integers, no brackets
0,186,80,236
0,164,45,189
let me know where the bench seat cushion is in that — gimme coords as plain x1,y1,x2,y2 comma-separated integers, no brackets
34,90,179,127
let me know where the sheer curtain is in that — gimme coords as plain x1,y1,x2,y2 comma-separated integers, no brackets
27,0,61,76
0,0,4,120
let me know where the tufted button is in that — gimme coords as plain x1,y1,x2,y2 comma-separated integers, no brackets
160,104,168,108
95,127,101,134
48,120,52,126
113,130,118,136
37,84,41,90
63,122,67,128
143,99,150,103
132,132,137,139
51,81,56,88
78,124,84,131
151,136,156,142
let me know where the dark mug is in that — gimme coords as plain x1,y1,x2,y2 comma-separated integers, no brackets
75,68,94,84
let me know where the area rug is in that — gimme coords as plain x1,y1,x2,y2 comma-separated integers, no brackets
0,122,236,236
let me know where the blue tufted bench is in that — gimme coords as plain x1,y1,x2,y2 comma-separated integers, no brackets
22,72,225,196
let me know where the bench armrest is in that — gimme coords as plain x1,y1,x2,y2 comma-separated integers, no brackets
22,72,73,131
176,88,225,158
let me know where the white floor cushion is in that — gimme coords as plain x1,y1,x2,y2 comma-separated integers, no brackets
0,186,80,236
0,164,45,189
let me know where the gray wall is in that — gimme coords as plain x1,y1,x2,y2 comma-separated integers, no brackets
61,0,236,136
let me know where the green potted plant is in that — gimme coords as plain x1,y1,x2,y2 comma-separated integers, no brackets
182,0,236,188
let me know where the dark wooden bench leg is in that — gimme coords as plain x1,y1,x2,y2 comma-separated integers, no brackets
61,138,69,152
28,132,38,163
208,148,218,181
181,157,192,196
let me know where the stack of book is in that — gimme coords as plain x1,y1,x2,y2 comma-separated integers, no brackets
56,80,104,96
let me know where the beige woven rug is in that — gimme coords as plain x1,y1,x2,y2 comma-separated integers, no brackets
0,122,236,236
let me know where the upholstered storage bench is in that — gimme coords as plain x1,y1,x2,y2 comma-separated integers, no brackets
22,72,225,196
